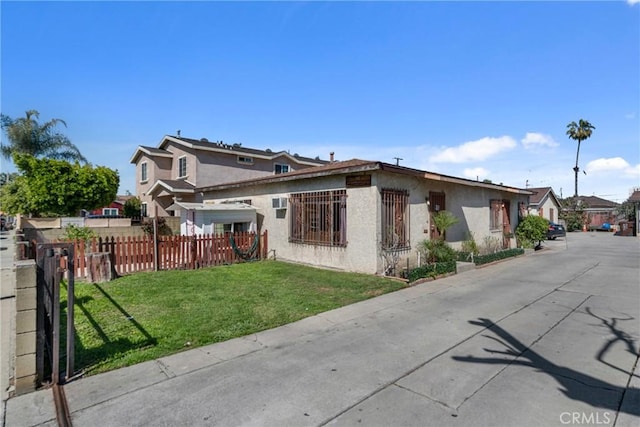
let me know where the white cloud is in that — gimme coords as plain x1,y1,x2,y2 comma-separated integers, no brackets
624,112,636,120
628,0,639,5
585,157,640,177
429,136,516,163
521,132,558,149
462,167,490,180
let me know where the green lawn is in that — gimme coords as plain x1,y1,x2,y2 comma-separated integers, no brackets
63,260,407,376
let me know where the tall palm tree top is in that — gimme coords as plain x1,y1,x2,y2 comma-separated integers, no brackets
1,109,87,163
566,119,595,142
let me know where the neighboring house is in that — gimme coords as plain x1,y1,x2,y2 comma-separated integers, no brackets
573,195,620,230
197,159,531,275
85,195,135,217
130,135,329,217
527,187,562,223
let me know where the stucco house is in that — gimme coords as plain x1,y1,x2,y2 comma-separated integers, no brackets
572,195,620,230
527,187,562,223
627,189,640,237
130,135,328,217
197,159,532,275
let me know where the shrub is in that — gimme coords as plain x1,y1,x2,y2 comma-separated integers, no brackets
419,238,457,263
515,215,548,248
479,236,502,255
406,261,457,282
141,217,173,236
63,224,96,242
123,197,142,217
461,232,479,256
473,248,524,265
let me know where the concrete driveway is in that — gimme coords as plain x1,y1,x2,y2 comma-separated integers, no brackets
3,232,639,427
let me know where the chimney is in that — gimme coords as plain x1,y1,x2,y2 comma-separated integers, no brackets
330,152,335,162
177,130,181,137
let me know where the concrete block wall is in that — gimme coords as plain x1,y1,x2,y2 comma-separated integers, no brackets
13,260,37,395
0,264,16,401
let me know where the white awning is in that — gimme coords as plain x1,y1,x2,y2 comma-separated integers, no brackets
166,201,257,212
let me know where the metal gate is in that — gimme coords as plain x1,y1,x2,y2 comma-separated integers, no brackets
36,243,75,386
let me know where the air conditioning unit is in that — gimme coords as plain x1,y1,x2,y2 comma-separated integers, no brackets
272,197,288,209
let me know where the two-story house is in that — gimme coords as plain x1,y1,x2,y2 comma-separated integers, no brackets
130,135,329,217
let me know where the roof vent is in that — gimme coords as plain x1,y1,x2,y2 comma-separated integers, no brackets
266,148,272,153
200,138,209,142
294,153,299,157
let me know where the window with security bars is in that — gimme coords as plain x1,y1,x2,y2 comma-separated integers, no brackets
289,190,347,247
381,189,409,249
490,199,503,230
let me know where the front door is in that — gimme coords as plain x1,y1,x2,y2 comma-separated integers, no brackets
502,200,511,249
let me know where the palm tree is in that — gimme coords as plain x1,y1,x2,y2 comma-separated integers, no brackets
566,119,595,197
0,110,87,163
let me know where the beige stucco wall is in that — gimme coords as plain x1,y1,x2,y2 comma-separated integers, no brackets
204,174,382,273
530,197,559,223
202,170,527,275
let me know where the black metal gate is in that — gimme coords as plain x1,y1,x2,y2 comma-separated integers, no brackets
36,243,75,386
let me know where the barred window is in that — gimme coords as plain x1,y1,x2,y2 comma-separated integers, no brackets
381,189,409,249
490,199,503,230
289,190,347,247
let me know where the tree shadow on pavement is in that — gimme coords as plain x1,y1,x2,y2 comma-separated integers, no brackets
452,318,640,417
584,307,639,379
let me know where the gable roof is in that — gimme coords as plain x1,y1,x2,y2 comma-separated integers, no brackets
129,145,173,163
574,195,619,209
147,179,196,196
130,135,330,166
199,158,532,195
628,190,640,203
527,187,561,207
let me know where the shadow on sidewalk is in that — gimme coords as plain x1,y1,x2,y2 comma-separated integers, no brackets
452,317,640,417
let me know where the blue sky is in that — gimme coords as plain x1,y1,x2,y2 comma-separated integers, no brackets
2,1,639,203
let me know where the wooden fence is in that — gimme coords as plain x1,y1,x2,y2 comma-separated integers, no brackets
69,231,268,279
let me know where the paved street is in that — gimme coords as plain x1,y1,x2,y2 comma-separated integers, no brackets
3,232,639,427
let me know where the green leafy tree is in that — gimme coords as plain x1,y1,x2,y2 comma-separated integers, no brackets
560,197,588,232
617,198,636,222
515,215,548,248
123,196,142,217
0,175,34,214
1,110,87,163
566,119,595,197
1,154,119,216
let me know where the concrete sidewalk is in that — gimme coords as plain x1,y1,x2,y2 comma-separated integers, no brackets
3,232,639,426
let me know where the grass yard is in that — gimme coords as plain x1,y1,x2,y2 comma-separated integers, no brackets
63,260,407,376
